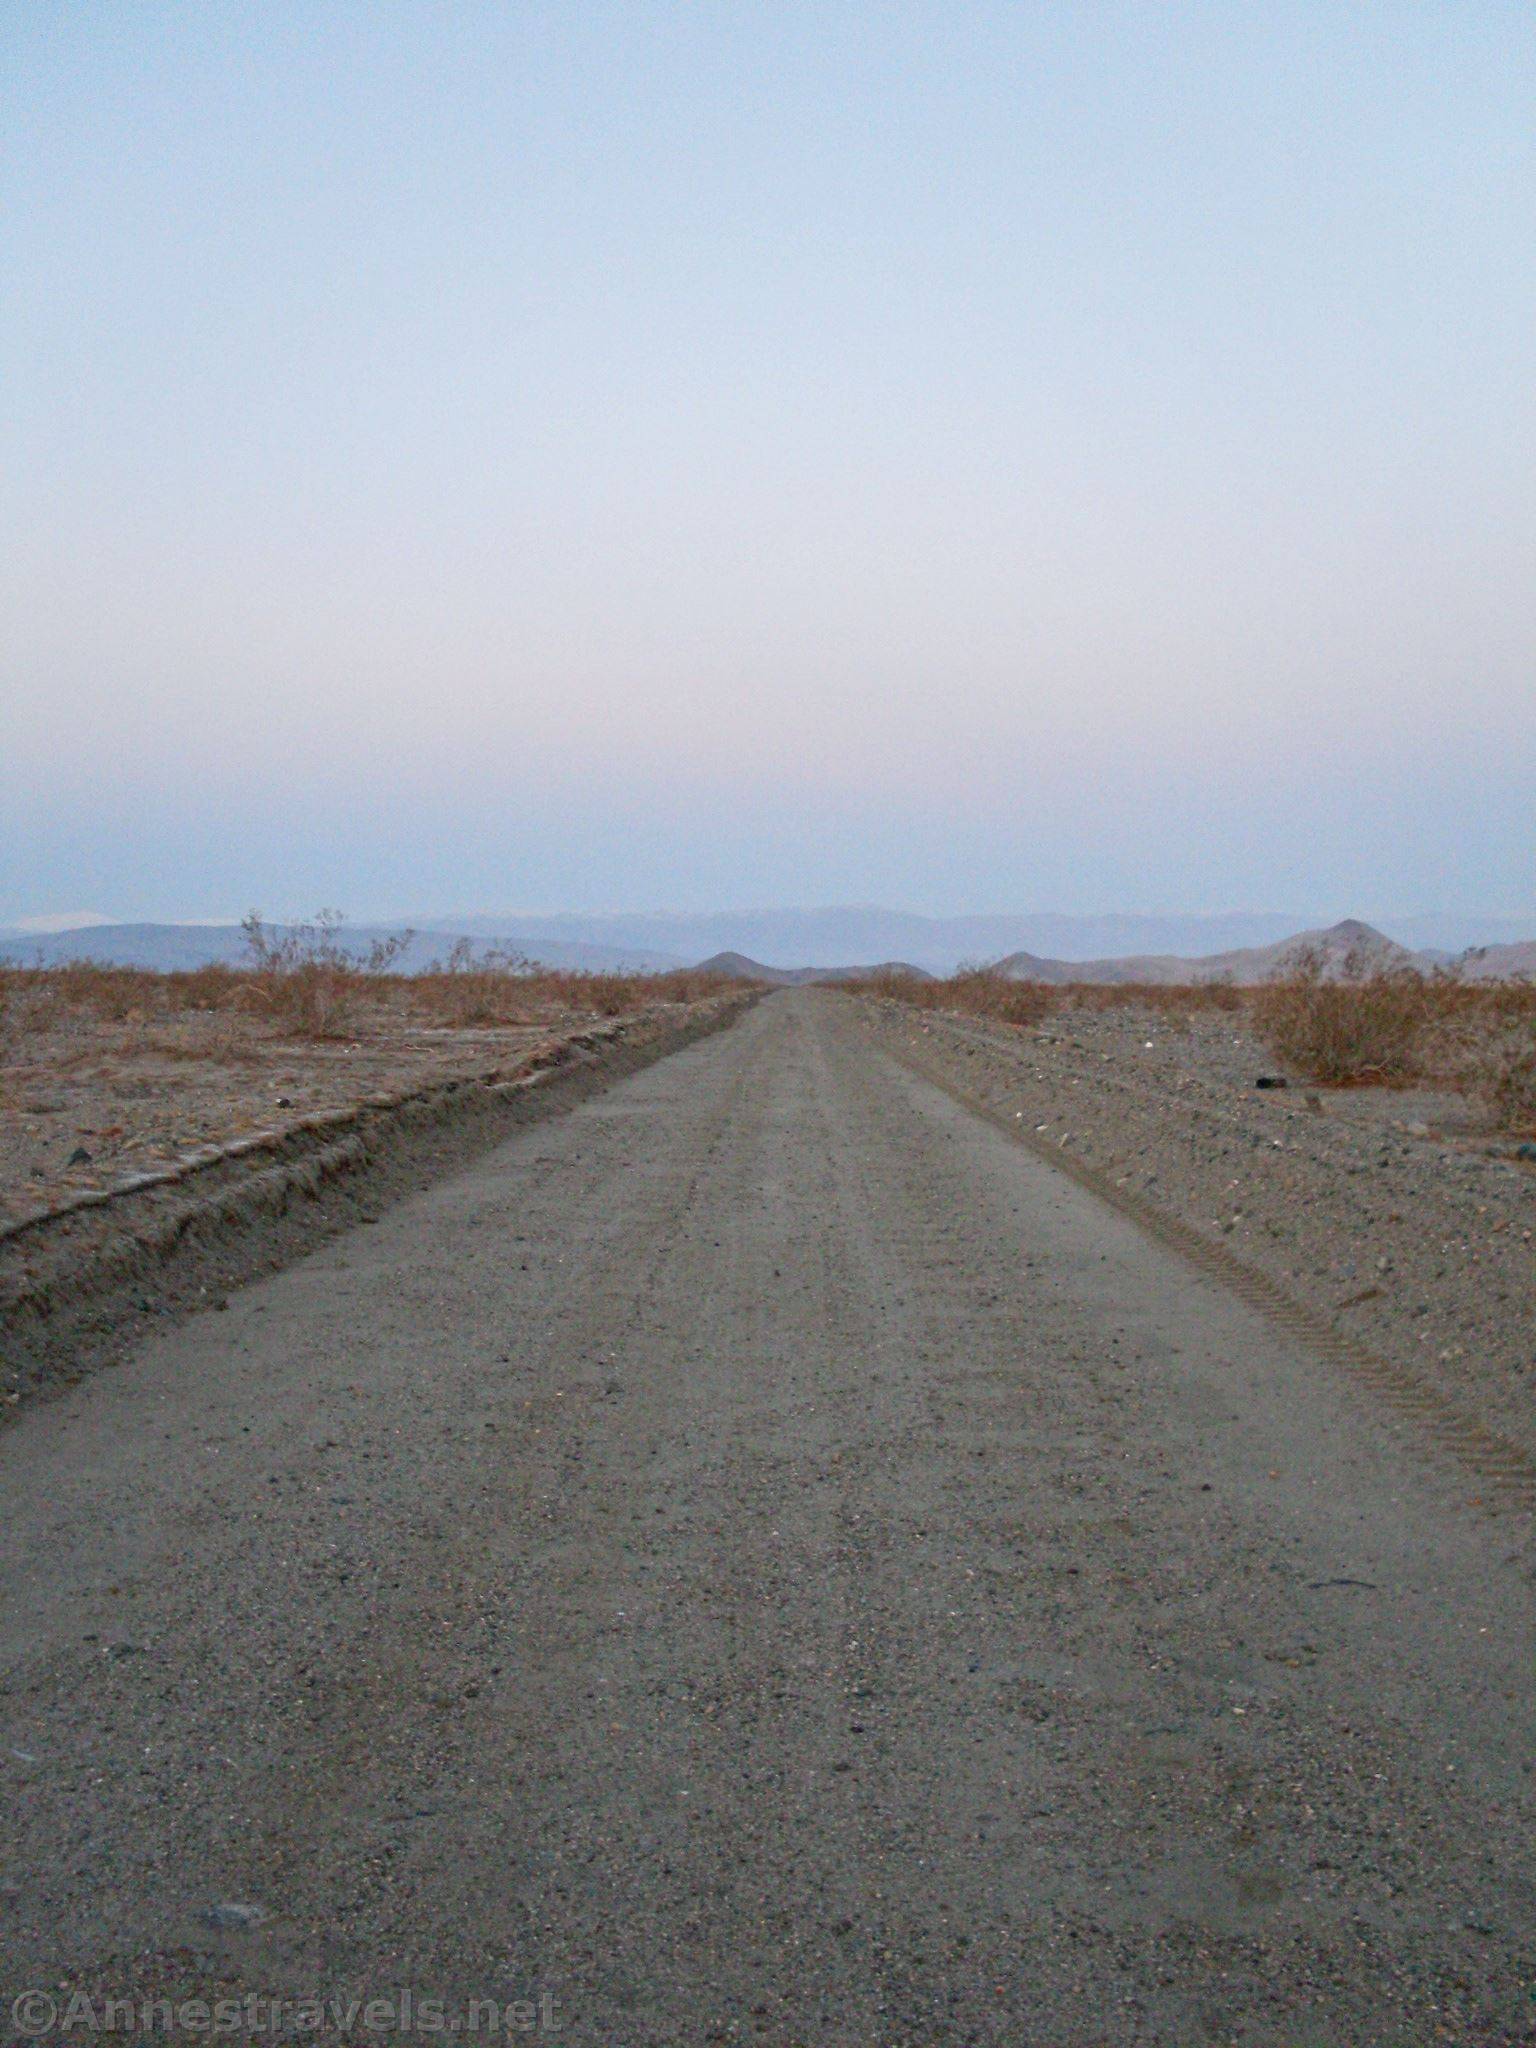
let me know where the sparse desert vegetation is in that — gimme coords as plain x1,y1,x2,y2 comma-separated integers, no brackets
0,923,743,1224
0,917,740,1051
862,965,1056,1028
1252,949,1536,1121
1449,990,1536,1130
1250,944,1438,1085
864,945,1536,1133
864,965,1248,1029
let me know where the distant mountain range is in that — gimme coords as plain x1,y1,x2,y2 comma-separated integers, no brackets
400,906,1536,972
701,922,1536,987
2,911,1531,983
0,921,677,975
693,952,935,987
994,918,1535,985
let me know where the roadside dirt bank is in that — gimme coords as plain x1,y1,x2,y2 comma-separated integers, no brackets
0,992,755,1405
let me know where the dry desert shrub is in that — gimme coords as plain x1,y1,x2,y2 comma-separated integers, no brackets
48,960,152,1018
174,961,245,1011
1059,979,1243,1017
872,972,1245,1031
524,965,740,1014
1439,983,1536,1130
650,967,740,1004
414,940,535,1027
1469,1018,1536,1129
0,933,740,1057
1254,946,1536,1106
0,967,60,1043
411,947,739,1027
1252,943,1433,1084
536,970,648,1017
865,965,1055,1028
240,910,411,1038
951,968,1055,1027
0,958,159,1040
856,967,929,1005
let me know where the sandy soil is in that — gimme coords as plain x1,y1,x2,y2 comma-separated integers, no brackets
0,1003,668,1230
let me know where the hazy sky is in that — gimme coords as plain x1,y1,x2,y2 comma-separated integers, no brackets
4,3,1533,922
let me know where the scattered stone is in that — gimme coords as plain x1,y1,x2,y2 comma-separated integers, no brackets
200,1902,268,1930
861,993,1535,1456
1254,1076,1288,1089
67,1145,92,1165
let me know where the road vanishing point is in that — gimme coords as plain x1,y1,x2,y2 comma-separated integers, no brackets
4,991,1532,2045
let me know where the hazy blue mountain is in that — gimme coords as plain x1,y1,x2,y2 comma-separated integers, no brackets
0,923,681,974
0,923,266,970
5,909,1529,980
407,907,1304,972
693,953,933,986
404,907,1533,974
995,919,1423,986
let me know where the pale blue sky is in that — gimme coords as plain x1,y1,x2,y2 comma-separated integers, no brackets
4,3,1533,922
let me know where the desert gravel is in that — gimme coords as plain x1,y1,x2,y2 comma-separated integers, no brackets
2,990,1532,2045
854,993,1535,1450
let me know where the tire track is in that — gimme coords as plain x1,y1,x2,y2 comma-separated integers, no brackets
876,1029,1536,1517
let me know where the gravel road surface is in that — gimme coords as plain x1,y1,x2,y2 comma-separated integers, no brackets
4,990,1533,2045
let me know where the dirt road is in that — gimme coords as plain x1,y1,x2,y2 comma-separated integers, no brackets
4,991,1532,2044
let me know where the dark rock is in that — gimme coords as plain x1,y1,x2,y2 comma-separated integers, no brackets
1254,1076,1288,1089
